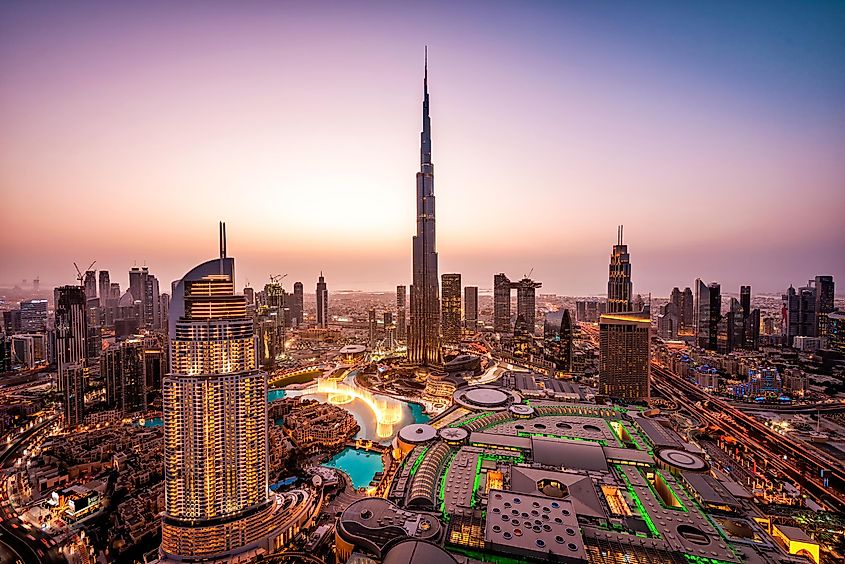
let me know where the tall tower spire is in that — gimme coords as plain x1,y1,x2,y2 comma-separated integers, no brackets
409,48,441,366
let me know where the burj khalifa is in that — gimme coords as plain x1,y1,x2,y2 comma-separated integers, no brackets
408,49,441,366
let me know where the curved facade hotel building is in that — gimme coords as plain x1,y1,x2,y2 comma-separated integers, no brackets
161,225,311,561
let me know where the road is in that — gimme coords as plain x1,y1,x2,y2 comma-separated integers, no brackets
651,363,845,513
0,416,66,564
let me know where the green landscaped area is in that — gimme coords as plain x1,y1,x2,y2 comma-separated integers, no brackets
268,368,322,387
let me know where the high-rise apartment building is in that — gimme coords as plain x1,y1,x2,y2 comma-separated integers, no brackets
441,273,462,345
102,339,145,414
316,272,328,328
694,279,721,351
783,284,817,347
599,310,651,400
55,286,88,392
292,281,304,327
606,225,633,314
396,285,407,343
161,225,288,560
408,51,441,366
64,363,87,428
464,286,478,331
494,273,512,332
814,275,835,339
19,299,48,332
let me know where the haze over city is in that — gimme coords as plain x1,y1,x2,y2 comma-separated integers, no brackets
2,1,843,294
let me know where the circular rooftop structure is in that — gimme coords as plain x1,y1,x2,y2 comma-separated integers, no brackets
398,423,438,445
453,385,520,411
383,539,458,564
509,404,535,418
656,448,709,472
438,427,469,444
339,344,367,355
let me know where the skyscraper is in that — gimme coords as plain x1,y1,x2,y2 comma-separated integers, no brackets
814,275,835,339
396,285,406,343
441,273,462,346
369,308,378,348
83,270,97,301
515,277,542,335
464,286,478,331
316,272,328,328
129,266,161,329
599,310,651,400
98,270,110,305
681,287,694,331
292,281,304,327
740,285,751,318
63,363,87,428
408,50,441,366
55,286,88,392
161,224,288,560
552,309,574,372
102,339,145,414
493,273,512,333
606,225,633,314
694,279,721,351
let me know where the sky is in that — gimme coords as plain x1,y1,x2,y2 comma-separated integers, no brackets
1,1,843,296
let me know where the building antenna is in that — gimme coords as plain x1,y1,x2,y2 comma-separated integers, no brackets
218,221,227,274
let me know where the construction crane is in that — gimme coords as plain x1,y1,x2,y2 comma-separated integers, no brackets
524,267,534,280
73,260,96,284
269,274,288,285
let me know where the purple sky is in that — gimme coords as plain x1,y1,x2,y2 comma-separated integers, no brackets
1,1,843,296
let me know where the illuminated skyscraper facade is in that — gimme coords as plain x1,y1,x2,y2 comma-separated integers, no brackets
396,285,406,343
55,285,88,393
408,51,441,366
161,224,288,561
316,272,328,328
441,273,461,345
814,275,835,339
606,225,633,314
599,311,651,400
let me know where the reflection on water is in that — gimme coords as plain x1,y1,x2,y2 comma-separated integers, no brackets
283,371,429,443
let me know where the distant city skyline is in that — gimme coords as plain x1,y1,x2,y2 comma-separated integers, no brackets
2,1,843,295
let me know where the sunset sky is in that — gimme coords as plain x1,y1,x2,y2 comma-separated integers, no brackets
1,1,843,296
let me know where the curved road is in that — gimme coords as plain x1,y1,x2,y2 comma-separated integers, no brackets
0,416,65,564
651,363,845,513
